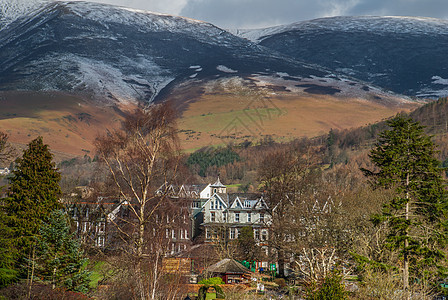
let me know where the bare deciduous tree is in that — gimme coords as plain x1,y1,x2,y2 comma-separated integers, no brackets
95,102,181,300
0,131,14,164
258,142,321,277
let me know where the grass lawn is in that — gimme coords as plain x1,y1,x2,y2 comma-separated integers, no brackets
88,261,106,288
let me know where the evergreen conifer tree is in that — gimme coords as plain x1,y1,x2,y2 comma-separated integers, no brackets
2,137,62,274
362,115,448,296
34,210,90,293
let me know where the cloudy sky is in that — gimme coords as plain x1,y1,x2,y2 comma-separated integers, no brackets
62,0,448,29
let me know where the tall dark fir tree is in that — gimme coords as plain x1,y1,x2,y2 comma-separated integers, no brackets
362,115,448,297
2,136,62,269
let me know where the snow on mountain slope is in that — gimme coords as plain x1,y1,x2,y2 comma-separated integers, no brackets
0,1,334,104
234,16,448,42
234,16,448,97
0,0,45,30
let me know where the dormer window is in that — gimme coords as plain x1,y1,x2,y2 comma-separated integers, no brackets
244,200,250,208
213,188,217,193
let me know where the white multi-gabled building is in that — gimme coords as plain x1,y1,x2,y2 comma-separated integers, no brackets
156,178,272,247
196,178,271,244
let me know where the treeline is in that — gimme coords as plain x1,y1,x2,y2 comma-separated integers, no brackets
185,97,448,185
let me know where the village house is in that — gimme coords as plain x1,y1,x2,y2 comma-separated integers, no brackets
159,178,271,253
65,187,193,255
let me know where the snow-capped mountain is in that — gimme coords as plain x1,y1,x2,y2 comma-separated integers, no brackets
235,16,448,98
0,0,337,103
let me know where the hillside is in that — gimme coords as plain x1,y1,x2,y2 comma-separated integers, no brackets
167,77,420,151
0,91,130,157
0,0,331,103
0,1,426,155
235,16,448,98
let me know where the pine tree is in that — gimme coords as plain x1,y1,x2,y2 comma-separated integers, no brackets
34,210,90,293
2,137,62,273
362,115,448,296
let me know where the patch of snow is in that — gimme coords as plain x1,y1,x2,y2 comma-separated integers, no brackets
432,76,448,85
26,53,174,103
235,16,448,42
189,65,201,69
276,72,290,77
0,0,46,30
189,73,197,78
216,65,238,73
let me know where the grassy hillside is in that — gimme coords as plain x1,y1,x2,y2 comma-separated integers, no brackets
0,80,422,159
0,91,131,158
168,79,421,151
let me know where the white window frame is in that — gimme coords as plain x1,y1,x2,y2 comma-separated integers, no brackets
230,228,235,239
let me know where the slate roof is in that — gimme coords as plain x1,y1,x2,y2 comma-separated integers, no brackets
205,258,251,274
211,177,226,188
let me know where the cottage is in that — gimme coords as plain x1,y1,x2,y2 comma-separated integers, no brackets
205,258,251,284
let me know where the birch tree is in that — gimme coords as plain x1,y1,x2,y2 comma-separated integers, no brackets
95,103,180,300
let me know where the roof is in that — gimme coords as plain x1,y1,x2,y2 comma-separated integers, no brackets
205,258,251,274
211,177,226,188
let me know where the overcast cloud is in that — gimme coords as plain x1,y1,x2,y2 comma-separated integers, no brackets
57,0,448,29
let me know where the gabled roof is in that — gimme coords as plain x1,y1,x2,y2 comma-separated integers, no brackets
205,258,250,274
202,193,228,209
226,193,262,210
210,177,226,188
230,197,243,209
254,197,269,210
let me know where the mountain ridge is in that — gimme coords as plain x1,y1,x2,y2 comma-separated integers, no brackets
234,16,448,98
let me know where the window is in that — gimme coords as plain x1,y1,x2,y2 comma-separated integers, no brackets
261,229,268,241
166,229,169,238
223,212,227,222
247,213,251,223
185,229,188,239
206,228,210,239
254,229,260,240
172,229,176,239
83,222,88,232
235,212,240,223
97,236,105,247
236,228,240,239
97,222,105,233
180,229,184,239
230,228,235,239
211,212,216,222
244,200,250,208
260,213,265,223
